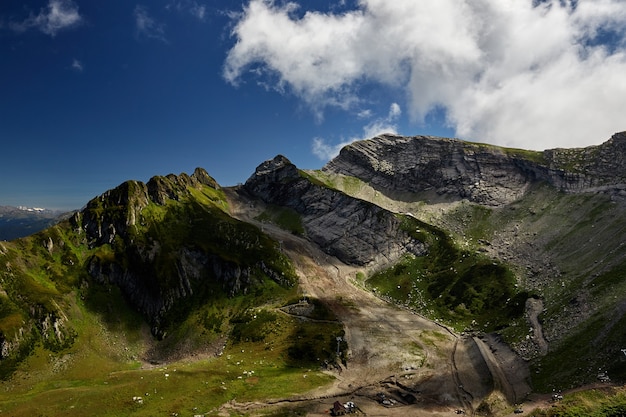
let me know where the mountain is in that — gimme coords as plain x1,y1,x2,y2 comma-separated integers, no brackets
323,132,626,205
317,132,626,387
0,206,68,241
1,133,626,416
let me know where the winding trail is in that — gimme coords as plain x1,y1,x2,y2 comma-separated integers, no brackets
223,188,532,416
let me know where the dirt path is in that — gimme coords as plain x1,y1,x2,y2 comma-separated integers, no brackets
222,188,532,416
526,298,549,356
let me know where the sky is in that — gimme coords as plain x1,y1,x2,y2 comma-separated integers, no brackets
1,0,626,210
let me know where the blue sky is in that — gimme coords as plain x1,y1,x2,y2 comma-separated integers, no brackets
1,0,626,210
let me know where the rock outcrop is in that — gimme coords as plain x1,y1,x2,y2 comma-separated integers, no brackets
73,168,291,338
323,132,626,206
77,168,219,247
86,246,259,338
244,155,426,268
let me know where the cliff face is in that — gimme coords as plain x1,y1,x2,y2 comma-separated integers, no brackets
544,131,626,192
323,132,626,206
244,155,426,268
78,167,218,248
72,167,294,338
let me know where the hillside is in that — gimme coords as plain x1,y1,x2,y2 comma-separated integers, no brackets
316,132,626,390
1,133,626,416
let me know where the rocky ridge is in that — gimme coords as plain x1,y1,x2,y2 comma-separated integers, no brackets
243,155,426,268
77,167,218,247
324,132,626,206
72,167,293,338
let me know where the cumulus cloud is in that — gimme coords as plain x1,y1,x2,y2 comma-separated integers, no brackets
225,0,626,150
313,102,402,160
9,0,82,37
134,5,168,42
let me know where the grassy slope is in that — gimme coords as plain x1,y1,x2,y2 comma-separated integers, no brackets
310,170,626,392
366,214,528,332
309,170,529,331
0,180,343,416
0,306,336,416
528,387,626,416
441,185,626,390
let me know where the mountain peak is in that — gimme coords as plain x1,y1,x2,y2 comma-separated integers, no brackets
324,133,626,206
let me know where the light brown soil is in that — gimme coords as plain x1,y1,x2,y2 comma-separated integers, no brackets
222,188,533,416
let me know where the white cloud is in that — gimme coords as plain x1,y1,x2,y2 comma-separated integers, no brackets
71,58,83,72
313,102,401,160
356,109,372,119
134,5,168,42
225,0,626,150
9,0,82,37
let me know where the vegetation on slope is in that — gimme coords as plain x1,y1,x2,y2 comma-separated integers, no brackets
312,167,626,391
0,173,346,416
255,205,305,236
366,214,529,331
528,387,626,417
438,184,626,390
0,303,337,416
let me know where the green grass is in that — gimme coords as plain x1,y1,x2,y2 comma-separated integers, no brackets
301,170,367,195
0,258,339,415
528,387,626,416
0,346,334,417
0,293,339,417
0,174,343,415
463,140,547,165
255,205,305,236
366,214,528,331
531,309,626,392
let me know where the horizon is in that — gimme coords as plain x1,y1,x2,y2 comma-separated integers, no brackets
6,130,625,212
2,0,626,211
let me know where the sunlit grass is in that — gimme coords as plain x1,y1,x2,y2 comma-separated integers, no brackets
0,297,336,417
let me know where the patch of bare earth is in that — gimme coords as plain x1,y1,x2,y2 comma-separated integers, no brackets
221,188,532,416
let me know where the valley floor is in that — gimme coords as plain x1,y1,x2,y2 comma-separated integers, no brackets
223,188,533,417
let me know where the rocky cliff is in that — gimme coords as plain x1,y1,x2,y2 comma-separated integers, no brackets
243,155,426,268
72,167,295,338
323,132,626,206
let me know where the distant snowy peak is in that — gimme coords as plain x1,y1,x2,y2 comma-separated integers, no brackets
17,206,48,213
0,206,69,240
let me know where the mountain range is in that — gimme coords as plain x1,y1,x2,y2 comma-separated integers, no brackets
0,206,68,241
1,133,626,416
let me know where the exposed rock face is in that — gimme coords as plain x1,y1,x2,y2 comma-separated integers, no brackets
323,132,626,206
244,155,426,267
87,247,256,338
544,131,626,193
77,168,219,247
73,168,286,338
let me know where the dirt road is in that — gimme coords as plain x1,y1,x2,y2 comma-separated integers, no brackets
223,188,532,416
